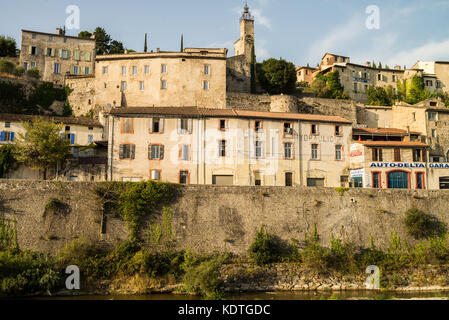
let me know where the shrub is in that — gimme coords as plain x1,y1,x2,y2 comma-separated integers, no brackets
404,208,447,239
13,66,24,77
25,68,40,79
0,59,15,74
183,255,227,299
248,227,281,266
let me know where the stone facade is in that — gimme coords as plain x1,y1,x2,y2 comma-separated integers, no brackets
19,29,96,86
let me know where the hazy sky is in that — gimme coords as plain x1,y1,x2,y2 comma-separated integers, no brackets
1,0,449,67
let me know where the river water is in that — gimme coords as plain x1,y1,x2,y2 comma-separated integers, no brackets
25,290,449,300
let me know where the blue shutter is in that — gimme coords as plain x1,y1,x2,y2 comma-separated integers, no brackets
10,132,14,142
0,131,3,142
70,134,75,145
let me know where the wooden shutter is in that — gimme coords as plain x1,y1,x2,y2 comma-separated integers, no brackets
148,145,152,159
70,134,75,145
10,132,14,142
131,144,136,159
379,149,383,161
35,47,38,55
119,145,124,159
160,118,164,133
0,131,3,141
85,52,91,61
45,48,49,56
51,48,56,57
394,148,401,161
177,119,182,133
28,46,32,54
149,118,153,133
188,119,193,134
422,149,427,162
160,145,164,160
372,148,377,161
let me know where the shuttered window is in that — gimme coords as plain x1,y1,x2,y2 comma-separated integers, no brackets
394,148,401,162
119,144,135,159
178,119,192,134
148,145,164,160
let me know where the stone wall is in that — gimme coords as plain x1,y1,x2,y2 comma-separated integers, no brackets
226,92,271,111
226,56,251,93
2,180,449,255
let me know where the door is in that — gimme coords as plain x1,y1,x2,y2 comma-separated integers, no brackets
285,172,293,186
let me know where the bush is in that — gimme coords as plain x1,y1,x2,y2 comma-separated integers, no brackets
26,68,40,79
404,208,447,239
0,59,15,74
13,66,25,77
248,227,281,266
183,255,227,299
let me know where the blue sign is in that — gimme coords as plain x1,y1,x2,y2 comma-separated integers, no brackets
370,163,449,169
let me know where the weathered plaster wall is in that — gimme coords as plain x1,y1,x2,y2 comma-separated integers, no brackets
2,180,448,255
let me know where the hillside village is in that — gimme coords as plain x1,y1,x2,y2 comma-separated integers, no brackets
2,4,449,191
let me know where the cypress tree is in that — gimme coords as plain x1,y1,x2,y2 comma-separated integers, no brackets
372,61,376,69
250,44,256,93
144,33,147,52
180,34,184,52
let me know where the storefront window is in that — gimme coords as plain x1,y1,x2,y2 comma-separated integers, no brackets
387,171,409,189
351,177,363,188
372,172,380,188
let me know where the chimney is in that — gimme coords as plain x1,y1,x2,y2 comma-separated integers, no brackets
156,48,160,52
366,61,371,67
56,28,63,35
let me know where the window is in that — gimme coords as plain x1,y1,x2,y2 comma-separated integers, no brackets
428,112,437,121
284,123,292,135
144,65,150,74
311,144,318,160
103,66,108,74
180,145,189,161
121,66,127,75
30,62,36,68
24,62,28,71
119,144,135,159
372,148,383,161
46,48,52,56
161,64,167,73
432,129,436,138
139,81,145,91
340,176,349,187
54,63,60,74
377,74,381,81
335,125,342,136
254,171,262,186
425,80,433,87
74,51,80,61
151,117,163,133
179,171,189,184
0,131,14,142
285,172,293,187
255,141,262,158
219,140,226,157
284,142,293,159
335,145,342,160
311,124,318,135
416,172,424,189
394,148,401,162
387,171,409,189
5,122,10,128
161,80,167,89
178,119,192,134
219,119,226,131
255,121,262,132
84,67,90,75
203,80,209,90
88,127,93,131
72,66,79,75
413,149,426,162
61,50,69,59
151,170,161,180
88,134,93,144
204,65,210,75
307,178,325,187
121,81,127,91
392,75,396,82
85,52,91,62
351,177,363,188
122,118,133,133
31,34,36,39
353,83,357,92
29,46,37,55
132,66,137,75
148,145,164,160
372,172,380,188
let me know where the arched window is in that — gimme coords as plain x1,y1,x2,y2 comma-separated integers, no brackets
387,171,409,189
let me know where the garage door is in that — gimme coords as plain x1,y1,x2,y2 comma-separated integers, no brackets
212,175,234,185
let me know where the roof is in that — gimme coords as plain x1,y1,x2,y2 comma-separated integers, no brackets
321,52,349,60
0,113,103,127
356,141,429,148
353,128,421,135
21,29,95,42
109,107,353,124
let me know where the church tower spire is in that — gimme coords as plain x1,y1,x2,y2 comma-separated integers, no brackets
234,3,255,60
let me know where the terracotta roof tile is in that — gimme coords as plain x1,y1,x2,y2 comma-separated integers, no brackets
353,128,421,135
356,141,428,147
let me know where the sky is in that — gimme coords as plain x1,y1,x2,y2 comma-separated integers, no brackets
1,0,449,68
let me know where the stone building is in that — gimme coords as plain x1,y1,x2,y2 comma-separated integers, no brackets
296,66,318,86
19,29,96,86
411,61,449,93
106,107,352,187
0,113,106,181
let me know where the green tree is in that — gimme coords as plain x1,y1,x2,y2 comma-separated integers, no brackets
93,27,112,55
0,144,17,178
311,76,331,98
144,33,148,53
109,40,125,54
250,45,256,93
25,68,40,79
0,36,17,57
372,61,377,69
366,86,393,106
78,31,92,39
311,71,348,99
396,79,407,101
180,34,183,52
407,75,431,104
257,58,297,94
378,62,383,69
0,59,15,74
14,118,71,180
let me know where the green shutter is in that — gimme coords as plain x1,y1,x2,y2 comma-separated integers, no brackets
28,46,32,54
148,145,152,159
85,52,91,61
160,145,164,160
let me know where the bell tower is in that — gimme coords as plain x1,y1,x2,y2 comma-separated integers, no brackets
234,3,255,60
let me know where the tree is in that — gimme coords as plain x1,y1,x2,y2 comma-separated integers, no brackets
78,31,92,39
25,68,40,79
14,118,70,180
250,45,256,93
311,71,348,99
366,86,393,106
180,34,183,52
310,76,331,98
0,59,15,74
407,75,431,104
257,58,297,94
378,62,383,69
144,33,148,52
109,40,125,54
0,144,17,178
93,27,111,55
372,61,377,69
0,36,17,57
